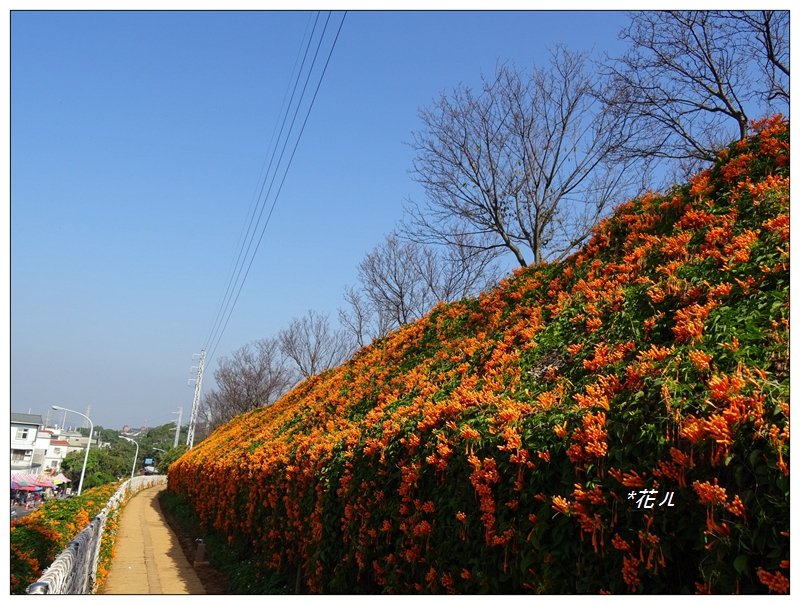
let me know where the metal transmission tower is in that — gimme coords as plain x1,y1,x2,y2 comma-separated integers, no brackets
186,350,206,449
173,407,183,449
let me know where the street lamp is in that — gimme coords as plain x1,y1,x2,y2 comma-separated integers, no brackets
52,405,93,496
120,436,139,482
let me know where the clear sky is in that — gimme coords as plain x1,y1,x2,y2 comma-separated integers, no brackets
9,9,638,430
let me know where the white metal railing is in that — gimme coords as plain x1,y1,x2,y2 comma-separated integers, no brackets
25,475,167,595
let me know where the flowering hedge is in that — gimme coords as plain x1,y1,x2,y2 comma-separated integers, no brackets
10,481,122,594
169,116,789,594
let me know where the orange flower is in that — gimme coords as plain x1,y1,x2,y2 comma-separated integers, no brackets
621,470,645,488
708,372,745,403
672,302,717,343
412,520,432,537
693,480,727,507
552,495,571,515
723,229,760,265
676,209,716,229
638,344,674,363
762,214,790,240
622,555,641,592
460,425,480,441
757,568,789,594
586,316,603,333
725,495,746,519
689,171,713,197
612,533,631,551
688,349,713,372
566,342,584,356
536,386,564,410
702,414,732,445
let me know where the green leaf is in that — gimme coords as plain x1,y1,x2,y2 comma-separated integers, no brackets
724,453,735,466
733,554,748,574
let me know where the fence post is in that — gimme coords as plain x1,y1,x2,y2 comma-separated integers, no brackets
26,582,50,594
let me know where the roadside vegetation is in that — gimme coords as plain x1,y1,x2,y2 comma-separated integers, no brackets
9,421,187,594
10,482,122,594
169,117,789,593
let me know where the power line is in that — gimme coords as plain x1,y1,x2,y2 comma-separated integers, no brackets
203,11,319,355
203,11,339,365
204,10,347,368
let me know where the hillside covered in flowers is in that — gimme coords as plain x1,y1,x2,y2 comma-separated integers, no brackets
169,117,789,594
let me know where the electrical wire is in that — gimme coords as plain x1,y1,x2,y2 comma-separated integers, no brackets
202,10,347,369
205,10,334,365
203,11,320,355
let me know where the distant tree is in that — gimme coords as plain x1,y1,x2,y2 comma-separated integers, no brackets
342,234,500,345
406,47,638,267
158,446,187,473
278,310,353,378
338,285,393,349
134,423,183,459
97,427,122,444
356,236,429,327
414,233,501,303
202,337,295,430
605,10,789,175
60,442,134,489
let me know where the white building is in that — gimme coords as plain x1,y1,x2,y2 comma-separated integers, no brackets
31,429,55,471
43,437,71,474
10,413,44,472
62,430,100,455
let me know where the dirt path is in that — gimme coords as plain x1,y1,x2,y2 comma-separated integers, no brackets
101,484,206,594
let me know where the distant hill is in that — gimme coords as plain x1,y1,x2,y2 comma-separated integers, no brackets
169,116,789,594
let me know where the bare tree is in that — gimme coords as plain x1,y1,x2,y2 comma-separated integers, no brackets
415,233,500,304
405,47,638,267
344,234,501,343
338,285,393,349
278,310,353,378
202,337,295,430
357,235,427,327
605,10,789,175
724,11,789,104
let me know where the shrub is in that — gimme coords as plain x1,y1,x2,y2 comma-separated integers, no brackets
169,116,789,594
10,482,121,594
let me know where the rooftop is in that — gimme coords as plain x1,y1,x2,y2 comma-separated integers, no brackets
11,413,44,426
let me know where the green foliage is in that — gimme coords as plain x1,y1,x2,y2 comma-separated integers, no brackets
160,446,188,472
159,490,291,594
60,422,184,487
10,482,121,594
61,445,133,489
168,119,789,594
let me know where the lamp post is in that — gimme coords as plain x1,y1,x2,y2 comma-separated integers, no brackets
52,405,93,496
120,436,139,482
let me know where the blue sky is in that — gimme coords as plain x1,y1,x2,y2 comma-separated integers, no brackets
9,9,638,430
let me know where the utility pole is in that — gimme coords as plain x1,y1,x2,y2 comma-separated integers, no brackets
173,406,183,449
186,350,206,449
